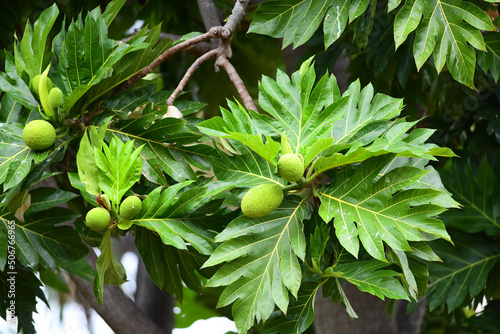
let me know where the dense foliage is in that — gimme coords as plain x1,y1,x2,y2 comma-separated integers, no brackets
0,0,499,333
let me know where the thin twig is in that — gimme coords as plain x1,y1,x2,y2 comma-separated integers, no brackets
117,27,224,93
167,49,219,106
216,57,257,111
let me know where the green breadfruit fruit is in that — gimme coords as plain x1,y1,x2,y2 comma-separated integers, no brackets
85,207,110,231
30,74,53,95
49,87,63,109
119,196,142,220
241,183,284,218
22,120,56,151
277,153,304,182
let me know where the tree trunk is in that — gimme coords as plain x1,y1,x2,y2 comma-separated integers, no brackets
314,283,426,334
134,257,176,334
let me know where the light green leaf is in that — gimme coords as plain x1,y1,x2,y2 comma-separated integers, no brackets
19,4,59,78
407,0,494,88
133,181,232,256
318,156,450,262
325,259,409,300
94,135,143,207
212,141,284,188
204,198,310,333
248,0,331,49
94,230,127,305
77,129,102,196
102,0,127,27
324,0,350,49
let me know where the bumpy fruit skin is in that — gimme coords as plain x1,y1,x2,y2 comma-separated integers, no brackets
49,87,63,109
30,74,53,95
277,153,304,182
85,207,110,231
119,196,142,220
22,120,56,151
241,184,284,218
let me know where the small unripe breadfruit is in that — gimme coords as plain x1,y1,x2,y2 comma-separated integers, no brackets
241,184,284,218
49,87,63,109
30,74,53,95
85,207,110,231
22,120,56,151
119,196,142,220
277,153,304,182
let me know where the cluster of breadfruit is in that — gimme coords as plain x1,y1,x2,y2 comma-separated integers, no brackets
22,74,64,151
241,153,304,218
84,195,143,231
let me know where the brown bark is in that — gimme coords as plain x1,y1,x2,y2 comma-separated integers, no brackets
71,274,164,334
314,284,426,334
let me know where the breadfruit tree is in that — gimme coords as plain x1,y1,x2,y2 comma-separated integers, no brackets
0,0,499,334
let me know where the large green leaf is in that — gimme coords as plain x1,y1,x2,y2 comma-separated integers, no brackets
102,91,212,184
249,0,495,88
24,187,78,215
248,0,372,49
133,181,232,256
203,198,310,333
441,158,500,236
0,94,37,124
211,141,284,188
199,58,348,165
53,7,149,116
18,4,59,79
83,24,172,109
318,155,451,262
198,100,281,165
135,226,211,302
394,0,495,88
0,208,88,271
426,231,500,311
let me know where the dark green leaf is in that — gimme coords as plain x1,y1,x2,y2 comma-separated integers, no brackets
24,187,78,215
426,231,500,311
441,158,500,236
0,208,87,271
261,278,321,334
